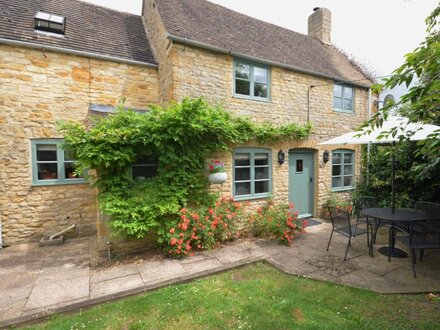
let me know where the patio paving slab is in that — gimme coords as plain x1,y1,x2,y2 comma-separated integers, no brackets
90,274,144,299
1,221,439,328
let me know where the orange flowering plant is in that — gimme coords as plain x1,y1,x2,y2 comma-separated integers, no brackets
162,196,243,258
250,201,307,246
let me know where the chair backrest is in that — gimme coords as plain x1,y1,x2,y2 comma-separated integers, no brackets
414,201,440,219
327,206,351,231
353,197,377,217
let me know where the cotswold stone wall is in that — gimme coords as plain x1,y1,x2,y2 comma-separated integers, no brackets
143,0,176,103
165,43,369,215
0,45,159,245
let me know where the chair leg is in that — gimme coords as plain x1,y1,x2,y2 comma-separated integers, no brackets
327,229,334,251
344,237,351,261
410,248,417,278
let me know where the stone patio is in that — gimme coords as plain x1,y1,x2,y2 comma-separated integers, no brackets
1,221,439,328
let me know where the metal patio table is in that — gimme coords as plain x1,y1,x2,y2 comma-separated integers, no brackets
363,208,429,259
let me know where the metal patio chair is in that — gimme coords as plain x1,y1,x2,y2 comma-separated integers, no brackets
326,206,368,261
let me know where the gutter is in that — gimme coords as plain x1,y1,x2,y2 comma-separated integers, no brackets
0,38,158,68
167,33,370,89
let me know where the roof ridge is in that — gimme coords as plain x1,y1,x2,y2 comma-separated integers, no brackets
73,0,141,17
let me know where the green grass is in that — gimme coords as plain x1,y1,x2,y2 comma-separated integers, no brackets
23,263,439,330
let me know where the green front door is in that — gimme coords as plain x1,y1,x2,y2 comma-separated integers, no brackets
289,151,314,218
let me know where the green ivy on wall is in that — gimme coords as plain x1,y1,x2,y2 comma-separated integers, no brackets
58,98,312,239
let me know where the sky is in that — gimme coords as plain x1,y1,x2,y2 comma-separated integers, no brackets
82,0,437,97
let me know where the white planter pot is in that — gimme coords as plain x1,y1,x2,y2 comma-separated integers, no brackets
208,172,227,184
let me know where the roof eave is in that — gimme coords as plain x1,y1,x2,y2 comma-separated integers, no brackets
167,33,371,88
0,38,158,68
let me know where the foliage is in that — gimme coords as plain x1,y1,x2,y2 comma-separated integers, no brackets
207,160,225,174
25,263,440,330
58,98,311,240
320,192,353,219
160,197,244,258
355,143,440,207
249,201,306,245
367,4,440,177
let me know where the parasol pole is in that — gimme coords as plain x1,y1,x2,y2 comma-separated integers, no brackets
392,141,396,214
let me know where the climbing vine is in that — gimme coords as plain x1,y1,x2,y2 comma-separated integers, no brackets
59,98,311,240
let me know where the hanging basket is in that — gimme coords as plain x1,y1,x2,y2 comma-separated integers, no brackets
208,172,227,184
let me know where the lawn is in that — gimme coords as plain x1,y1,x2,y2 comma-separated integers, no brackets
24,263,439,330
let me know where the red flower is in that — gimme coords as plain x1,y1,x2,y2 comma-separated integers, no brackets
197,244,202,249
169,228,175,234
182,224,188,231
180,208,187,213
208,208,214,215
170,238,177,246
178,239,183,245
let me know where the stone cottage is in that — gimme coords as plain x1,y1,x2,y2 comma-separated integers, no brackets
0,0,374,249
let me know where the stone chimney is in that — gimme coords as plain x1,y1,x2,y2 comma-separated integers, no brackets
308,7,331,45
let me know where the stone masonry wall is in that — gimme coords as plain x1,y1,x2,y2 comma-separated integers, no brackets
143,0,175,104
0,45,159,245
168,44,370,215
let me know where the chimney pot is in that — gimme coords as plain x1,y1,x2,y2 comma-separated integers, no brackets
308,7,331,45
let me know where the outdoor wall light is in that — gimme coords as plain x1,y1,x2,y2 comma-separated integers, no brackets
323,150,330,163
278,150,286,165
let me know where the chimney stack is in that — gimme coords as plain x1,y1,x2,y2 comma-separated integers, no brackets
308,7,331,45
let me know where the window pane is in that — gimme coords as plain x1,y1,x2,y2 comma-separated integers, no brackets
254,67,268,83
235,79,250,96
334,84,342,97
235,63,251,80
332,153,341,164
344,176,353,187
344,165,353,175
64,150,76,161
343,99,353,111
38,163,58,180
332,177,342,188
254,83,268,98
65,163,82,179
254,153,268,166
333,97,342,109
37,144,57,161
132,165,158,180
255,180,269,194
332,165,341,176
235,167,250,181
235,182,251,196
255,167,269,180
344,153,353,164
235,154,250,166
344,87,353,99
296,159,303,172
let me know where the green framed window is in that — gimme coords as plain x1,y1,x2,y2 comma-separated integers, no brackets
333,83,354,113
130,156,158,181
31,139,86,186
233,148,272,200
331,150,354,191
234,59,270,100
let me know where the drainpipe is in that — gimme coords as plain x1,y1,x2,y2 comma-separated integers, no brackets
367,88,372,185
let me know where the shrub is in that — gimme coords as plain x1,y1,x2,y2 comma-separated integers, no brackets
250,201,307,246
160,197,244,258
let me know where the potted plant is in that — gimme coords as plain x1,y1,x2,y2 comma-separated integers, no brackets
208,160,227,184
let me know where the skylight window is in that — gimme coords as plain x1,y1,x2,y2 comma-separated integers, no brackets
34,11,66,35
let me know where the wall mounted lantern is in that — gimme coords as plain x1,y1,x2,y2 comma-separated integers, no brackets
323,150,330,163
278,150,286,165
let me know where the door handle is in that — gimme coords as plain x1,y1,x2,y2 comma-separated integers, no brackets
310,177,313,183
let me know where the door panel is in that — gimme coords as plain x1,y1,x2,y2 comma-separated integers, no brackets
289,152,314,218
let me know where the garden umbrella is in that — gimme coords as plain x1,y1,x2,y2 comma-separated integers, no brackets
318,116,440,213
